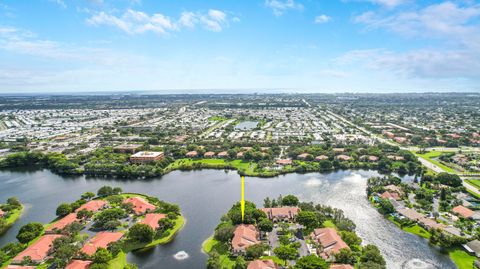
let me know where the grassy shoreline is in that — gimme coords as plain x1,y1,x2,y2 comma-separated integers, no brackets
0,205,23,235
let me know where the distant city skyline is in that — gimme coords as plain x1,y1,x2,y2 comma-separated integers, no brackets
0,0,479,93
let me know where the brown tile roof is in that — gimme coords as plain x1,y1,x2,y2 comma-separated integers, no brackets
204,151,216,157
311,228,349,259
186,151,198,157
47,213,79,232
65,260,93,269
247,259,279,269
140,213,166,230
217,151,228,157
453,205,474,218
12,234,63,263
260,207,300,220
276,159,292,165
76,200,107,213
6,266,36,269
336,155,351,161
81,232,124,256
397,208,424,221
232,224,259,252
315,155,329,161
124,196,156,215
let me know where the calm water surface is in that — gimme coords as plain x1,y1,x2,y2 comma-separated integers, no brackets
0,169,455,269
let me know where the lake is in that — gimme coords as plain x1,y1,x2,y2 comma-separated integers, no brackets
235,121,258,130
0,169,455,269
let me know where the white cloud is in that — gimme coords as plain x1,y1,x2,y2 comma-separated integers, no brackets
314,14,331,24
368,0,408,8
265,0,303,16
87,8,231,34
354,2,480,41
336,48,480,79
50,0,67,9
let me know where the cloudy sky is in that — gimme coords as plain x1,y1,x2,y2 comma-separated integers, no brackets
0,0,479,93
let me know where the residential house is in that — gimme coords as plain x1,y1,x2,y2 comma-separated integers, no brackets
380,191,401,201
0,209,5,218
276,159,292,166
12,234,63,264
113,144,142,154
81,232,124,256
310,228,349,260
297,153,310,160
452,205,474,219
261,207,300,222
217,151,228,158
46,213,79,233
186,151,198,158
124,197,156,215
315,155,329,161
204,151,216,158
232,224,260,255
6,266,35,269
247,259,279,269
65,260,93,269
76,200,107,213
140,213,166,230
336,155,351,161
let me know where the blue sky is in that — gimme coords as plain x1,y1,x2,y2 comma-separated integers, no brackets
0,0,479,93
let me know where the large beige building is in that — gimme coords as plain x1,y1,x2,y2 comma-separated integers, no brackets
130,151,164,164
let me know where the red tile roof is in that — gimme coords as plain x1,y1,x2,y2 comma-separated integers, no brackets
12,234,63,263
76,200,107,213
0,209,5,217
247,259,279,269
47,213,78,232
124,197,156,215
261,207,300,220
140,213,166,230
453,205,474,218
6,266,36,269
232,224,259,252
65,260,93,269
276,159,292,165
380,191,401,201
336,155,351,161
311,228,349,259
81,232,124,256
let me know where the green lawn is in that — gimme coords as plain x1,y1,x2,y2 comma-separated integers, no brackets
202,236,236,269
415,151,457,173
167,158,260,176
322,220,336,228
466,179,480,189
108,251,127,269
402,224,431,239
449,247,476,269
0,205,23,235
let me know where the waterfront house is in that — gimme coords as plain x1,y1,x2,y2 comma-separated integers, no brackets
75,200,107,213
12,234,63,264
297,153,310,160
261,207,300,222
46,213,79,233
380,191,401,201
315,155,329,161
186,151,198,158
217,151,229,158
124,197,156,215
130,151,164,164
247,259,279,269
81,232,124,256
140,213,167,230
65,260,92,269
204,151,216,158
232,224,260,255
276,159,292,166
6,265,35,269
310,228,349,260
336,155,351,161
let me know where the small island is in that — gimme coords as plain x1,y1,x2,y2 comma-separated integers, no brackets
0,186,183,269
203,194,386,269
0,197,23,236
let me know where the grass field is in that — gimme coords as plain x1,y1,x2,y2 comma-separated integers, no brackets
387,216,431,239
202,236,236,269
466,179,480,189
449,247,476,269
0,205,23,235
415,151,457,173
108,251,128,269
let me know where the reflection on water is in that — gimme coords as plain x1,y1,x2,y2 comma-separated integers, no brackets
0,169,455,269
